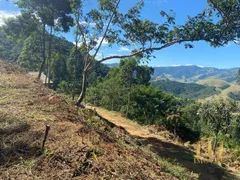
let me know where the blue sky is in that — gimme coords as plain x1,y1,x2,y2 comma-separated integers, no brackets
0,0,239,68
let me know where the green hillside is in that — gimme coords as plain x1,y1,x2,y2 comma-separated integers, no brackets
151,78,219,99
197,79,231,90
196,79,240,101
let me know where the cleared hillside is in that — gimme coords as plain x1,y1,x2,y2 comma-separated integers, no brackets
0,60,200,179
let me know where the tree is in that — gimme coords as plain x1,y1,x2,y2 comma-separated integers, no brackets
16,0,74,80
1,12,39,62
117,58,153,115
70,0,240,106
17,33,42,70
67,46,84,99
198,98,237,152
51,52,69,89
87,58,177,124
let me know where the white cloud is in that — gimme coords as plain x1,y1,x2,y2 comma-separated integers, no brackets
96,52,104,60
225,42,233,47
96,36,109,46
73,41,83,47
118,46,131,52
107,54,121,57
234,40,240,45
0,10,20,26
79,21,96,27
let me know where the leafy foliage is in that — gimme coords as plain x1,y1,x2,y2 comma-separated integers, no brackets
198,99,238,141
87,58,180,124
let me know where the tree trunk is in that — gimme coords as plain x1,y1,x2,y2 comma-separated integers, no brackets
38,23,46,80
111,99,114,111
213,134,218,154
47,26,53,87
76,72,87,107
126,86,131,116
72,36,78,101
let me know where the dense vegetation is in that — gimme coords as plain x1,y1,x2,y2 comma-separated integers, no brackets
0,14,110,98
151,79,219,99
87,58,240,146
87,58,182,125
229,92,240,101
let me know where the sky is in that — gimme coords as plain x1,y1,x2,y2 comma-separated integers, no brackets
0,0,239,69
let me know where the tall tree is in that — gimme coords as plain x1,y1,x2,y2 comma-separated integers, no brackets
16,0,74,80
70,0,240,106
198,99,237,152
17,33,42,70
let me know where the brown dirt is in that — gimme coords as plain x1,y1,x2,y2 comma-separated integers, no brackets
86,105,240,180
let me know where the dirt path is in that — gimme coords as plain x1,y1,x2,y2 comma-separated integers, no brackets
87,105,159,138
86,105,240,180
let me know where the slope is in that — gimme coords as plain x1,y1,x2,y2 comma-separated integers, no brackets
197,79,230,90
197,79,240,100
86,105,240,180
0,60,198,179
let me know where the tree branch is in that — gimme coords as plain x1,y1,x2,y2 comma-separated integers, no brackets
85,0,121,72
96,39,190,65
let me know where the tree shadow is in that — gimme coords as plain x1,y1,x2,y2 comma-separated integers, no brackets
0,115,42,166
140,137,239,180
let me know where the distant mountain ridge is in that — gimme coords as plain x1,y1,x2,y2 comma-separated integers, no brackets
106,63,239,83
152,65,239,83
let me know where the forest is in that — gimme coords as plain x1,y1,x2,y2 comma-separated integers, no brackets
1,0,240,178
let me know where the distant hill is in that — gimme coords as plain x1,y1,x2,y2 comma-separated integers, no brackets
197,79,231,90
0,28,73,63
152,78,219,99
106,64,239,83
105,63,119,68
153,65,239,83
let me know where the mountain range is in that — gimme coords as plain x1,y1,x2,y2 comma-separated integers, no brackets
152,65,239,83
106,63,239,83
